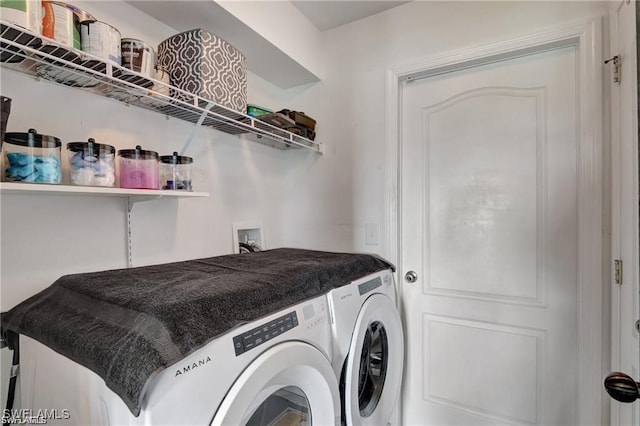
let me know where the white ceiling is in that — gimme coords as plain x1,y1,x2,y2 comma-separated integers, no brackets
291,1,410,31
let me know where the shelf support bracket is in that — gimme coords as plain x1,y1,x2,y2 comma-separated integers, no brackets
127,195,164,212
181,102,214,155
126,197,134,268
126,195,167,267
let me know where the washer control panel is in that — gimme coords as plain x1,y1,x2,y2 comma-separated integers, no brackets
232,311,299,356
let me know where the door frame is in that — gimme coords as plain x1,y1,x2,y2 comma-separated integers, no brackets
383,18,605,424
608,1,639,424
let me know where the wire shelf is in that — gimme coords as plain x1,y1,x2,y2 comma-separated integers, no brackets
0,20,322,153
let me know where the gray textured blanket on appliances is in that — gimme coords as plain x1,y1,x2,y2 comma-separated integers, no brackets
1,248,394,416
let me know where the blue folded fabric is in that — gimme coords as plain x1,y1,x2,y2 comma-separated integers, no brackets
5,153,60,183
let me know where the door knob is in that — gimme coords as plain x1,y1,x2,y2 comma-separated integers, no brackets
404,271,418,283
604,372,640,403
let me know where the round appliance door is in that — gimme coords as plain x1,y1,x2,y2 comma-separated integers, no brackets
343,293,404,425
211,341,340,426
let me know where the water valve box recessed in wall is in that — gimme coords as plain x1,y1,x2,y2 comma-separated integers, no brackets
232,222,265,254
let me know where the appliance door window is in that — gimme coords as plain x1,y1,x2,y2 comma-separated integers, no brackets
211,341,339,426
358,321,389,417
343,294,403,425
246,386,310,426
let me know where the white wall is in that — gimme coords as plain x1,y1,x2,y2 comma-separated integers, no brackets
281,1,610,262
0,0,612,412
0,0,294,312
0,1,613,313
0,1,302,406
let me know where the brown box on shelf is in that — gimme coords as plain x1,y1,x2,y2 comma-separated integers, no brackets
259,110,317,140
281,110,316,131
157,28,247,113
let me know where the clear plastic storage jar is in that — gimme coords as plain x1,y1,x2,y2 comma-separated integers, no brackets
160,152,192,191
67,139,116,187
117,145,159,189
2,129,61,184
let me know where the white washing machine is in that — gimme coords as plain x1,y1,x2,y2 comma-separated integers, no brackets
326,269,404,426
17,295,340,425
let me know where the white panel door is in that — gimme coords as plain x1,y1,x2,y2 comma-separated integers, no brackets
401,46,590,425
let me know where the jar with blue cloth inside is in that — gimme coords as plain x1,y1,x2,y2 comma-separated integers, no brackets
2,129,61,184
67,139,116,187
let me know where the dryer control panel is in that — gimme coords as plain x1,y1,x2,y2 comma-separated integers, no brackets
232,311,299,356
358,276,383,295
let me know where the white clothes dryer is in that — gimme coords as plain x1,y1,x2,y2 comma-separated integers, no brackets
327,269,404,426
17,295,340,425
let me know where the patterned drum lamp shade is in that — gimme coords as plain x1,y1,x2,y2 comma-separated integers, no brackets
157,29,247,113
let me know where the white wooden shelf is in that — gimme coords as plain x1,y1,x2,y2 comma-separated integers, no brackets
0,182,209,200
0,20,322,154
